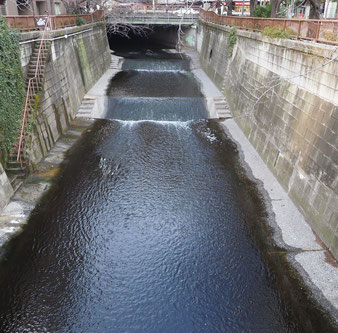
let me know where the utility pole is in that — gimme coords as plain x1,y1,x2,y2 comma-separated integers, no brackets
324,0,330,18
289,0,295,18
241,0,245,15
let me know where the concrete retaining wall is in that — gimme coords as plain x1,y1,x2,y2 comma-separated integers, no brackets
197,21,338,258
20,23,111,165
0,164,13,211
0,23,110,211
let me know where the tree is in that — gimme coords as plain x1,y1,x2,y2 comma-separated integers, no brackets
227,0,234,16
253,3,272,17
308,0,320,18
250,0,257,16
270,0,320,18
270,0,283,17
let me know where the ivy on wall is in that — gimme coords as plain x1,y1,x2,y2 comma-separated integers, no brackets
227,28,237,56
0,17,25,166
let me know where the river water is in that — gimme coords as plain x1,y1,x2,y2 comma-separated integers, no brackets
0,50,335,332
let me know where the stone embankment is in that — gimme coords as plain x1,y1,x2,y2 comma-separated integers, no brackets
197,21,338,259
0,118,94,255
0,22,111,210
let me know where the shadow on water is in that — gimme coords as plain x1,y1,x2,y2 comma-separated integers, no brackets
0,42,337,332
106,70,203,98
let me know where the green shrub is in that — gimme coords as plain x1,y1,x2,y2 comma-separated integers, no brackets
261,26,292,39
322,29,338,42
0,17,25,165
227,27,237,56
253,4,272,17
76,17,86,26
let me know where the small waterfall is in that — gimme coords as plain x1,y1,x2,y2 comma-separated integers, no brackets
122,59,190,72
104,97,206,121
105,52,206,122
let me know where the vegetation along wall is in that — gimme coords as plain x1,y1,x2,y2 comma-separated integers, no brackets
197,21,338,258
20,22,111,165
0,17,25,209
0,22,110,209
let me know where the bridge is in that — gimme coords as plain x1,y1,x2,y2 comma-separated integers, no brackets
106,6,199,26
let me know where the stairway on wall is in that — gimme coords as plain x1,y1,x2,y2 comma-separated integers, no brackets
109,54,122,70
5,41,51,193
78,54,122,118
213,97,232,120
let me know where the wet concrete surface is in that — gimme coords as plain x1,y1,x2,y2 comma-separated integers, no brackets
0,118,94,256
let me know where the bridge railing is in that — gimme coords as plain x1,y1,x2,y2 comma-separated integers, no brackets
5,10,105,31
200,9,338,46
110,5,200,19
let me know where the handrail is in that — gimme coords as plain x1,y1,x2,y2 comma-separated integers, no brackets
5,10,105,31
16,17,51,166
199,9,338,45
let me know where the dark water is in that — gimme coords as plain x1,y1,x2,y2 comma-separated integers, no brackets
0,50,335,332
107,70,202,98
122,58,190,71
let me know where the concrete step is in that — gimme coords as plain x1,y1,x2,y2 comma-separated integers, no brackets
8,174,24,193
79,103,95,107
12,179,24,193
31,52,48,59
26,76,44,83
7,161,25,169
216,110,232,119
30,52,47,58
29,62,46,66
79,104,94,109
28,66,45,71
27,68,45,74
82,100,95,105
78,98,96,117
79,107,93,112
26,76,44,82
6,167,26,175
213,97,231,119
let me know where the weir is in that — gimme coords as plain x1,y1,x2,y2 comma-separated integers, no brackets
0,19,337,332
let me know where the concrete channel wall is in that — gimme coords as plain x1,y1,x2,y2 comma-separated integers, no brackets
20,23,111,165
197,21,338,258
0,23,110,209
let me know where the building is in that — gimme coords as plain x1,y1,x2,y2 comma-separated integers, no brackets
0,0,67,16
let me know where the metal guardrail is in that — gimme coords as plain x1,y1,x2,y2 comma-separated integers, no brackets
5,10,105,31
112,17,198,26
200,9,338,45
107,5,200,22
113,4,200,15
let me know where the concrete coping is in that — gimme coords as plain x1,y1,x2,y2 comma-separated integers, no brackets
19,22,105,42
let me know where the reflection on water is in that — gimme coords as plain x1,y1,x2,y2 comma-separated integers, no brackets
122,58,190,71
106,70,203,97
0,49,335,332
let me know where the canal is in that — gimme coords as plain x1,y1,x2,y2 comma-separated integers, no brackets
0,42,335,332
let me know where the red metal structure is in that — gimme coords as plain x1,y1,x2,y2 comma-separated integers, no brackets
5,9,105,31
16,17,51,167
199,9,338,45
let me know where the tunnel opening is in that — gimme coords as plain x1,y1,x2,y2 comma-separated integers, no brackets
107,24,190,55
